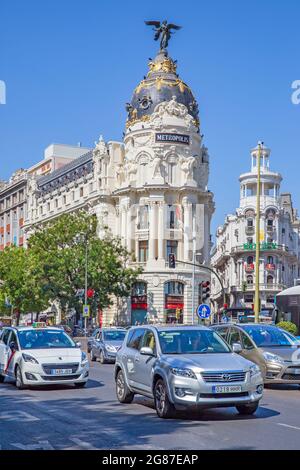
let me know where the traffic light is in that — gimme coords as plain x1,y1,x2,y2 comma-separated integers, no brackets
201,281,211,303
168,253,176,269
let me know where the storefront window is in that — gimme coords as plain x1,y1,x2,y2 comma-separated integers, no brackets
164,281,184,324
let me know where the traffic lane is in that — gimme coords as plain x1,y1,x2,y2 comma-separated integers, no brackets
0,362,300,450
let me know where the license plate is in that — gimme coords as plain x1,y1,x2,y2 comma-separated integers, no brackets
212,385,242,393
51,369,73,375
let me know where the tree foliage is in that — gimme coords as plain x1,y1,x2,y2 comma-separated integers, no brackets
27,211,142,317
0,246,49,324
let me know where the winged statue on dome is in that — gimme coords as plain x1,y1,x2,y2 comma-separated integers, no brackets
145,20,181,50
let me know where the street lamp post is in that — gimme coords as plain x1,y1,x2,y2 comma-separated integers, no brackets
254,142,263,323
84,239,88,337
191,217,196,325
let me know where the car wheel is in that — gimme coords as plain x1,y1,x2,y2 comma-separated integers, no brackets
99,350,106,364
236,402,259,415
74,382,87,388
0,374,5,383
90,349,96,362
116,369,134,403
15,366,26,390
154,379,175,419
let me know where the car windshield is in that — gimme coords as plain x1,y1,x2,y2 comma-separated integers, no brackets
103,330,126,341
158,329,231,354
242,325,294,347
18,329,76,350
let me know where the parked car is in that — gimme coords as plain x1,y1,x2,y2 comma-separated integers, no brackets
87,328,100,353
57,324,73,336
115,325,263,418
90,328,126,364
0,324,89,389
72,325,85,337
211,323,300,384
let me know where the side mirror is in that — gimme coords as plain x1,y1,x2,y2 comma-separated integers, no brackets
140,346,155,356
232,342,242,354
75,342,81,348
9,341,17,351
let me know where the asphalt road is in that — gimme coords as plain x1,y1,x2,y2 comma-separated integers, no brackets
1,360,300,450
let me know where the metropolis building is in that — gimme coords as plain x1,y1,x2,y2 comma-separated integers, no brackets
24,44,215,326
211,145,300,314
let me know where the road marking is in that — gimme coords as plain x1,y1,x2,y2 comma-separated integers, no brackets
0,411,39,422
277,423,300,431
12,440,54,450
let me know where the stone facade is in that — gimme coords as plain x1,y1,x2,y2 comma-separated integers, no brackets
24,49,215,326
211,144,300,314
0,144,90,252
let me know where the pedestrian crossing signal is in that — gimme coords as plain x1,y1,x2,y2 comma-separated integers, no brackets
169,253,176,269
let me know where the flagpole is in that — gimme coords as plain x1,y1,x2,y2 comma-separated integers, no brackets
254,142,263,323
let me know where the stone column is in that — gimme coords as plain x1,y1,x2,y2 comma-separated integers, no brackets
148,202,157,261
120,205,126,247
126,203,132,253
183,198,192,261
157,202,164,260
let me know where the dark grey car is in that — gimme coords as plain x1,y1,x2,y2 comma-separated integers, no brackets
90,328,126,364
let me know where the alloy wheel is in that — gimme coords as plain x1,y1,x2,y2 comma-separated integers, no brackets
155,383,166,414
117,371,125,400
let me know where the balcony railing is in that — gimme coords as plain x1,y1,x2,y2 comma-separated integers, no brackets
238,283,285,292
232,243,289,254
265,263,276,271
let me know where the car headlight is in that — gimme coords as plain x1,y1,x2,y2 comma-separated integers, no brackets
263,351,285,364
170,367,197,379
105,344,116,353
81,351,88,364
249,364,261,377
22,353,39,364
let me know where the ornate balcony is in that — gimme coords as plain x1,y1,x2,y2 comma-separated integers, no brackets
245,226,255,236
245,263,255,272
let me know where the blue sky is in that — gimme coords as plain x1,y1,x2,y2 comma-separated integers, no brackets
1,0,300,235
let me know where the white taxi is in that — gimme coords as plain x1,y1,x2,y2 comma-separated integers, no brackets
0,324,89,389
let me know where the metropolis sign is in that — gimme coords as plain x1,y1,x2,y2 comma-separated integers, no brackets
155,133,190,145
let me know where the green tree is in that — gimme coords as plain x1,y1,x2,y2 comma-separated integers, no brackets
28,211,142,320
277,321,298,336
0,246,49,325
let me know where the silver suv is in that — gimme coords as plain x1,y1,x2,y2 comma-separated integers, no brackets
114,325,263,418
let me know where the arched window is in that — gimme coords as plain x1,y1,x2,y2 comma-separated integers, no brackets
247,275,253,285
267,256,274,264
132,281,147,296
164,281,184,296
267,275,274,285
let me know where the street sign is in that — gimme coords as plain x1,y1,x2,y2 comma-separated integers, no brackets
82,305,90,318
197,304,211,319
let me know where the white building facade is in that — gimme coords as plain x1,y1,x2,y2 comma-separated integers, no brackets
24,48,215,326
211,144,300,314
